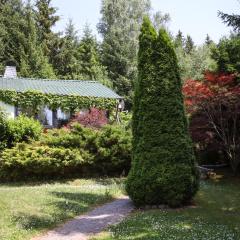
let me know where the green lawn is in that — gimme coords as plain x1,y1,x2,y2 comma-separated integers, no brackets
93,171,240,240
0,178,124,240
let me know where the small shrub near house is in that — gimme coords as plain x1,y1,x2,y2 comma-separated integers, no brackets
0,108,8,150
6,115,42,147
0,124,132,181
0,113,42,150
68,108,109,129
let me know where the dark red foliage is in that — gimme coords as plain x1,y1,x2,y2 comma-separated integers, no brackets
183,72,240,172
68,108,108,129
183,72,238,113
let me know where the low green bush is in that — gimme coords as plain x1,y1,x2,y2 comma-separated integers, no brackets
42,124,97,149
0,143,92,181
0,124,132,181
94,125,132,175
44,124,132,176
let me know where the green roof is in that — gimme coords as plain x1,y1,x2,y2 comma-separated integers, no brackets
0,77,122,99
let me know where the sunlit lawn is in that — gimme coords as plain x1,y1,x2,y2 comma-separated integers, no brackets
0,178,124,240
93,170,240,240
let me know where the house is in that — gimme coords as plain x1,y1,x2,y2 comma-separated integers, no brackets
0,66,122,127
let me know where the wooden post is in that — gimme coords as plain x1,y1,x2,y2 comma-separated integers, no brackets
115,100,120,124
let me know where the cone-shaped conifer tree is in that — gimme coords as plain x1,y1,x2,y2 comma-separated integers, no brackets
126,17,199,207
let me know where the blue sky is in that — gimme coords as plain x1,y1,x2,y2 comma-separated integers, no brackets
52,0,239,44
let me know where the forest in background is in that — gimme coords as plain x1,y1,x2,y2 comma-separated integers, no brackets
0,0,239,107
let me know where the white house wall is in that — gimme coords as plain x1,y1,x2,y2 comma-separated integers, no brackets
0,101,15,119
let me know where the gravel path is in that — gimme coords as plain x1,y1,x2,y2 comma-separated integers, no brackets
33,196,134,240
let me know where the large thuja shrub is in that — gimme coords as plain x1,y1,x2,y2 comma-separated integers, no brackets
126,17,199,207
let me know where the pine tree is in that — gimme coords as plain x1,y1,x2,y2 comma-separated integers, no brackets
0,10,5,72
126,17,199,207
185,35,195,54
212,35,240,74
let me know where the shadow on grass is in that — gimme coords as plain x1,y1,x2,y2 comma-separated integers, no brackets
0,177,126,188
11,191,113,232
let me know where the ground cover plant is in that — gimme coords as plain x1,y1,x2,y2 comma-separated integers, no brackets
92,171,240,240
0,178,124,240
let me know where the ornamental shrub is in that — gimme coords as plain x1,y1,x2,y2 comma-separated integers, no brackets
68,108,109,129
126,17,199,207
6,115,42,147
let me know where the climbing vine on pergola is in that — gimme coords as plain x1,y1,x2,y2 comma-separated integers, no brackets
0,90,117,114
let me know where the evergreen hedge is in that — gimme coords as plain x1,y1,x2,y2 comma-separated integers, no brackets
126,17,199,207
0,124,132,181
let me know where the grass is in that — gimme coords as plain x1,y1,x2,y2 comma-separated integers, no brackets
92,170,240,240
0,178,124,240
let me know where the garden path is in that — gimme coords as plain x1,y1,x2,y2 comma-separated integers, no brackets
33,196,134,240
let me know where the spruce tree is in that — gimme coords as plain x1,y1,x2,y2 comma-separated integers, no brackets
19,3,55,79
218,11,240,33
205,34,213,46
35,0,60,65
185,35,195,54
175,30,185,48
35,0,59,48
78,24,111,86
54,19,81,79
0,0,26,69
126,17,199,207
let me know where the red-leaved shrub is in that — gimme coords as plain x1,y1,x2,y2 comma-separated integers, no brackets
68,108,108,129
183,72,240,173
